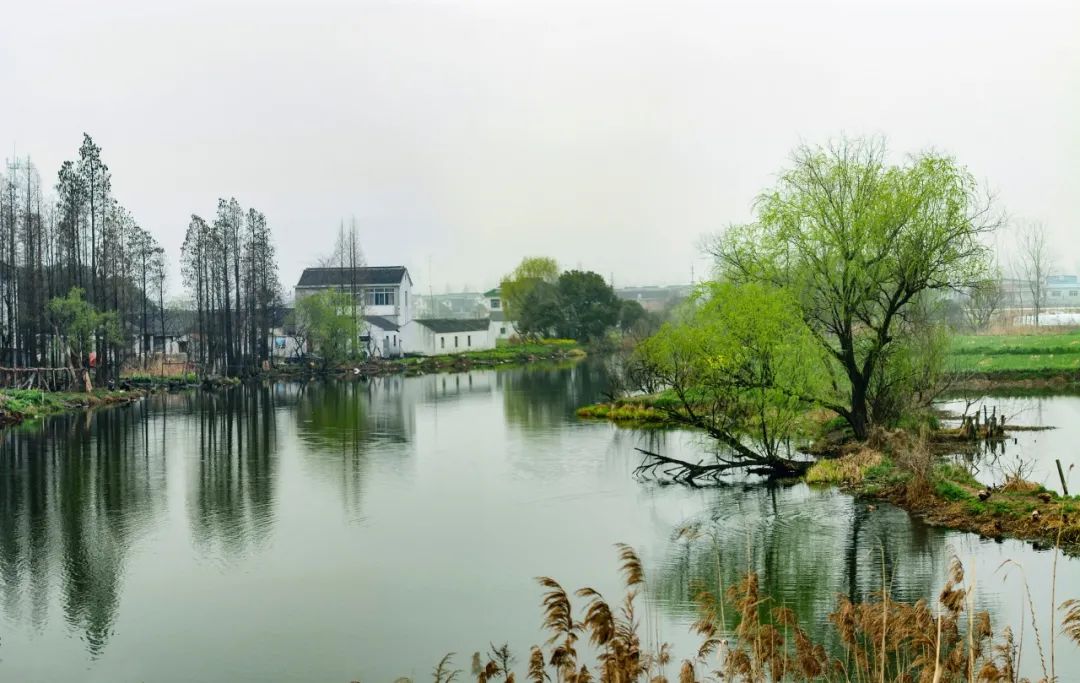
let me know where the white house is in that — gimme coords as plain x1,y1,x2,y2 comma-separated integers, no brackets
488,310,516,341
409,319,493,355
483,287,504,314
362,315,405,358
294,266,415,356
482,287,517,341
294,266,414,326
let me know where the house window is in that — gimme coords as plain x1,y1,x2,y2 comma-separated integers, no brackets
500,327,506,335
365,287,396,306
491,298,501,309
454,336,459,348
467,335,471,347
1071,291,1078,297
440,337,445,349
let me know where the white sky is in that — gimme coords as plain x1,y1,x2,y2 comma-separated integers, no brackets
2,0,1078,299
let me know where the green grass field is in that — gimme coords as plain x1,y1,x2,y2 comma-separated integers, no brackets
948,328,1080,374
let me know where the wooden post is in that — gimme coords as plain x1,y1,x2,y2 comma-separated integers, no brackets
1056,459,1070,496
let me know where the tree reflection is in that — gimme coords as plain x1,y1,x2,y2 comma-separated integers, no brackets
187,385,279,559
499,360,610,429
294,377,413,516
0,403,166,657
651,484,949,653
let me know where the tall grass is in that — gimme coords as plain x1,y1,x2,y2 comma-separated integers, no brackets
423,544,1080,683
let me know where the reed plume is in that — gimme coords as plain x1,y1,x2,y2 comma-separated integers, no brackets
427,547,1079,683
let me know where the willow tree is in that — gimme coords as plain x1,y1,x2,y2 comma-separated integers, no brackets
500,256,559,328
293,289,356,368
710,138,998,440
635,282,825,477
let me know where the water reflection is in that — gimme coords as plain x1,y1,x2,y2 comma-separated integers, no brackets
500,361,612,429
187,386,280,560
0,403,166,656
0,367,1077,681
653,484,944,646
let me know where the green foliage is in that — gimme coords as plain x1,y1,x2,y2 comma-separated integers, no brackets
396,339,583,372
293,289,357,367
636,281,826,463
515,280,563,339
504,263,623,342
867,302,951,425
575,401,669,426
46,287,122,365
554,270,621,341
615,300,663,338
500,256,559,323
710,136,998,438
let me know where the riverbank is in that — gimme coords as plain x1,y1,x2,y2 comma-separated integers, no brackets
1,341,587,428
575,392,679,426
806,439,1080,554
351,339,586,376
579,394,1080,553
0,387,151,428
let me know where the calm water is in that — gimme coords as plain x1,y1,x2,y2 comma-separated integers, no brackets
939,393,1080,494
1,364,1078,682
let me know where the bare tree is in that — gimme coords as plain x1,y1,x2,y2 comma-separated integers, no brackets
1015,221,1052,327
964,268,1005,331
317,218,366,356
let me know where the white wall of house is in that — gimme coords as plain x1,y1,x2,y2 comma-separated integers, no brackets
489,317,516,341
408,323,493,356
270,330,301,359
361,278,413,324
361,319,405,358
131,334,189,357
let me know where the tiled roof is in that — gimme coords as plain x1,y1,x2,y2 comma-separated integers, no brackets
296,266,409,288
364,315,400,332
415,318,491,333
160,309,197,336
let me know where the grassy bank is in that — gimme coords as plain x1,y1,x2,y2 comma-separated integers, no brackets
398,338,585,372
580,394,1079,553
575,393,678,426
295,338,587,378
116,340,587,386
806,433,1080,554
0,388,148,427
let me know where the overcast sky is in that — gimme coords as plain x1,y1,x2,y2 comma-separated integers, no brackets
2,0,1077,299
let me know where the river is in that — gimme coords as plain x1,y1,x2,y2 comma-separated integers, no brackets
1,362,1078,682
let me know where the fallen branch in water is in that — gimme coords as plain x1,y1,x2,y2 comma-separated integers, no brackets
633,447,810,484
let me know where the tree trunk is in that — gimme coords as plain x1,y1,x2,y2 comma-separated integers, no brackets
849,380,869,440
